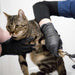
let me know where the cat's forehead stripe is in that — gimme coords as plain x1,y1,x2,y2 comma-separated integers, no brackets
9,16,17,24
11,16,16,21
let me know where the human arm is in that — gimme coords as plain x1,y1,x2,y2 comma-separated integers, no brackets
0,28,35,56
1,37,35,56
33,2,62,57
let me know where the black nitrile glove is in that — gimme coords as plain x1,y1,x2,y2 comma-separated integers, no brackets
41,23,62,57
1,37,35,56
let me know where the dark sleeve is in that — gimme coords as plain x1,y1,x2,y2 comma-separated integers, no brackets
1,37,35,56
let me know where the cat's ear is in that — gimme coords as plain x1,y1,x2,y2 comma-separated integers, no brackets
3,12,10,18
18,9,26,19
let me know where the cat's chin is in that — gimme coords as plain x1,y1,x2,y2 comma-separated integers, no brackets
12,36,23,40
12,36,18,40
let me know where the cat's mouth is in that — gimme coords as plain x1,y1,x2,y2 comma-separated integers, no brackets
12,36,17,39
10,31,25,40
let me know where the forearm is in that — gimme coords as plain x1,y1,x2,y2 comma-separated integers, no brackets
0,37,35,56
33,1,58,23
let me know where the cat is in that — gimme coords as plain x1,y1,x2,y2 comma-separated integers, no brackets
4,9,66,75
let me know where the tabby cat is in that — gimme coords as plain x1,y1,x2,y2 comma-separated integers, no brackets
4,9,66,75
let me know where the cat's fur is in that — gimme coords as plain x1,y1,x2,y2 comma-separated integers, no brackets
4,9,66,75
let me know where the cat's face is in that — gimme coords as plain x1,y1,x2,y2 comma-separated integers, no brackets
4,9,29,40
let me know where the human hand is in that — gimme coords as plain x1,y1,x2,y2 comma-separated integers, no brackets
45,35,62,57
1,37,35,56
0,27,11,56
41,23,62,57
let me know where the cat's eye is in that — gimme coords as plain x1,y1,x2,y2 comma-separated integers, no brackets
16,25,19,28
8,26,10,28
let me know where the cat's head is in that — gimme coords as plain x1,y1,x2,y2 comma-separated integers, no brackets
4,9,29,40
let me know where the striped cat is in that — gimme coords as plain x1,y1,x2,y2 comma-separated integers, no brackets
4,9,66,75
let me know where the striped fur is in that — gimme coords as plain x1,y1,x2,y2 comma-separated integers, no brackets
5,9,66,75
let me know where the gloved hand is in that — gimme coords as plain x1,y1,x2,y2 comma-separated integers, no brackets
41,23,62,57
1,37,35,56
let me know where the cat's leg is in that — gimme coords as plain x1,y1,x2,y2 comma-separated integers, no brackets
19,55,29,75
57,58,66,75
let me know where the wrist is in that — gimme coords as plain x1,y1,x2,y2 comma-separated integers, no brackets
39,18,52,27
